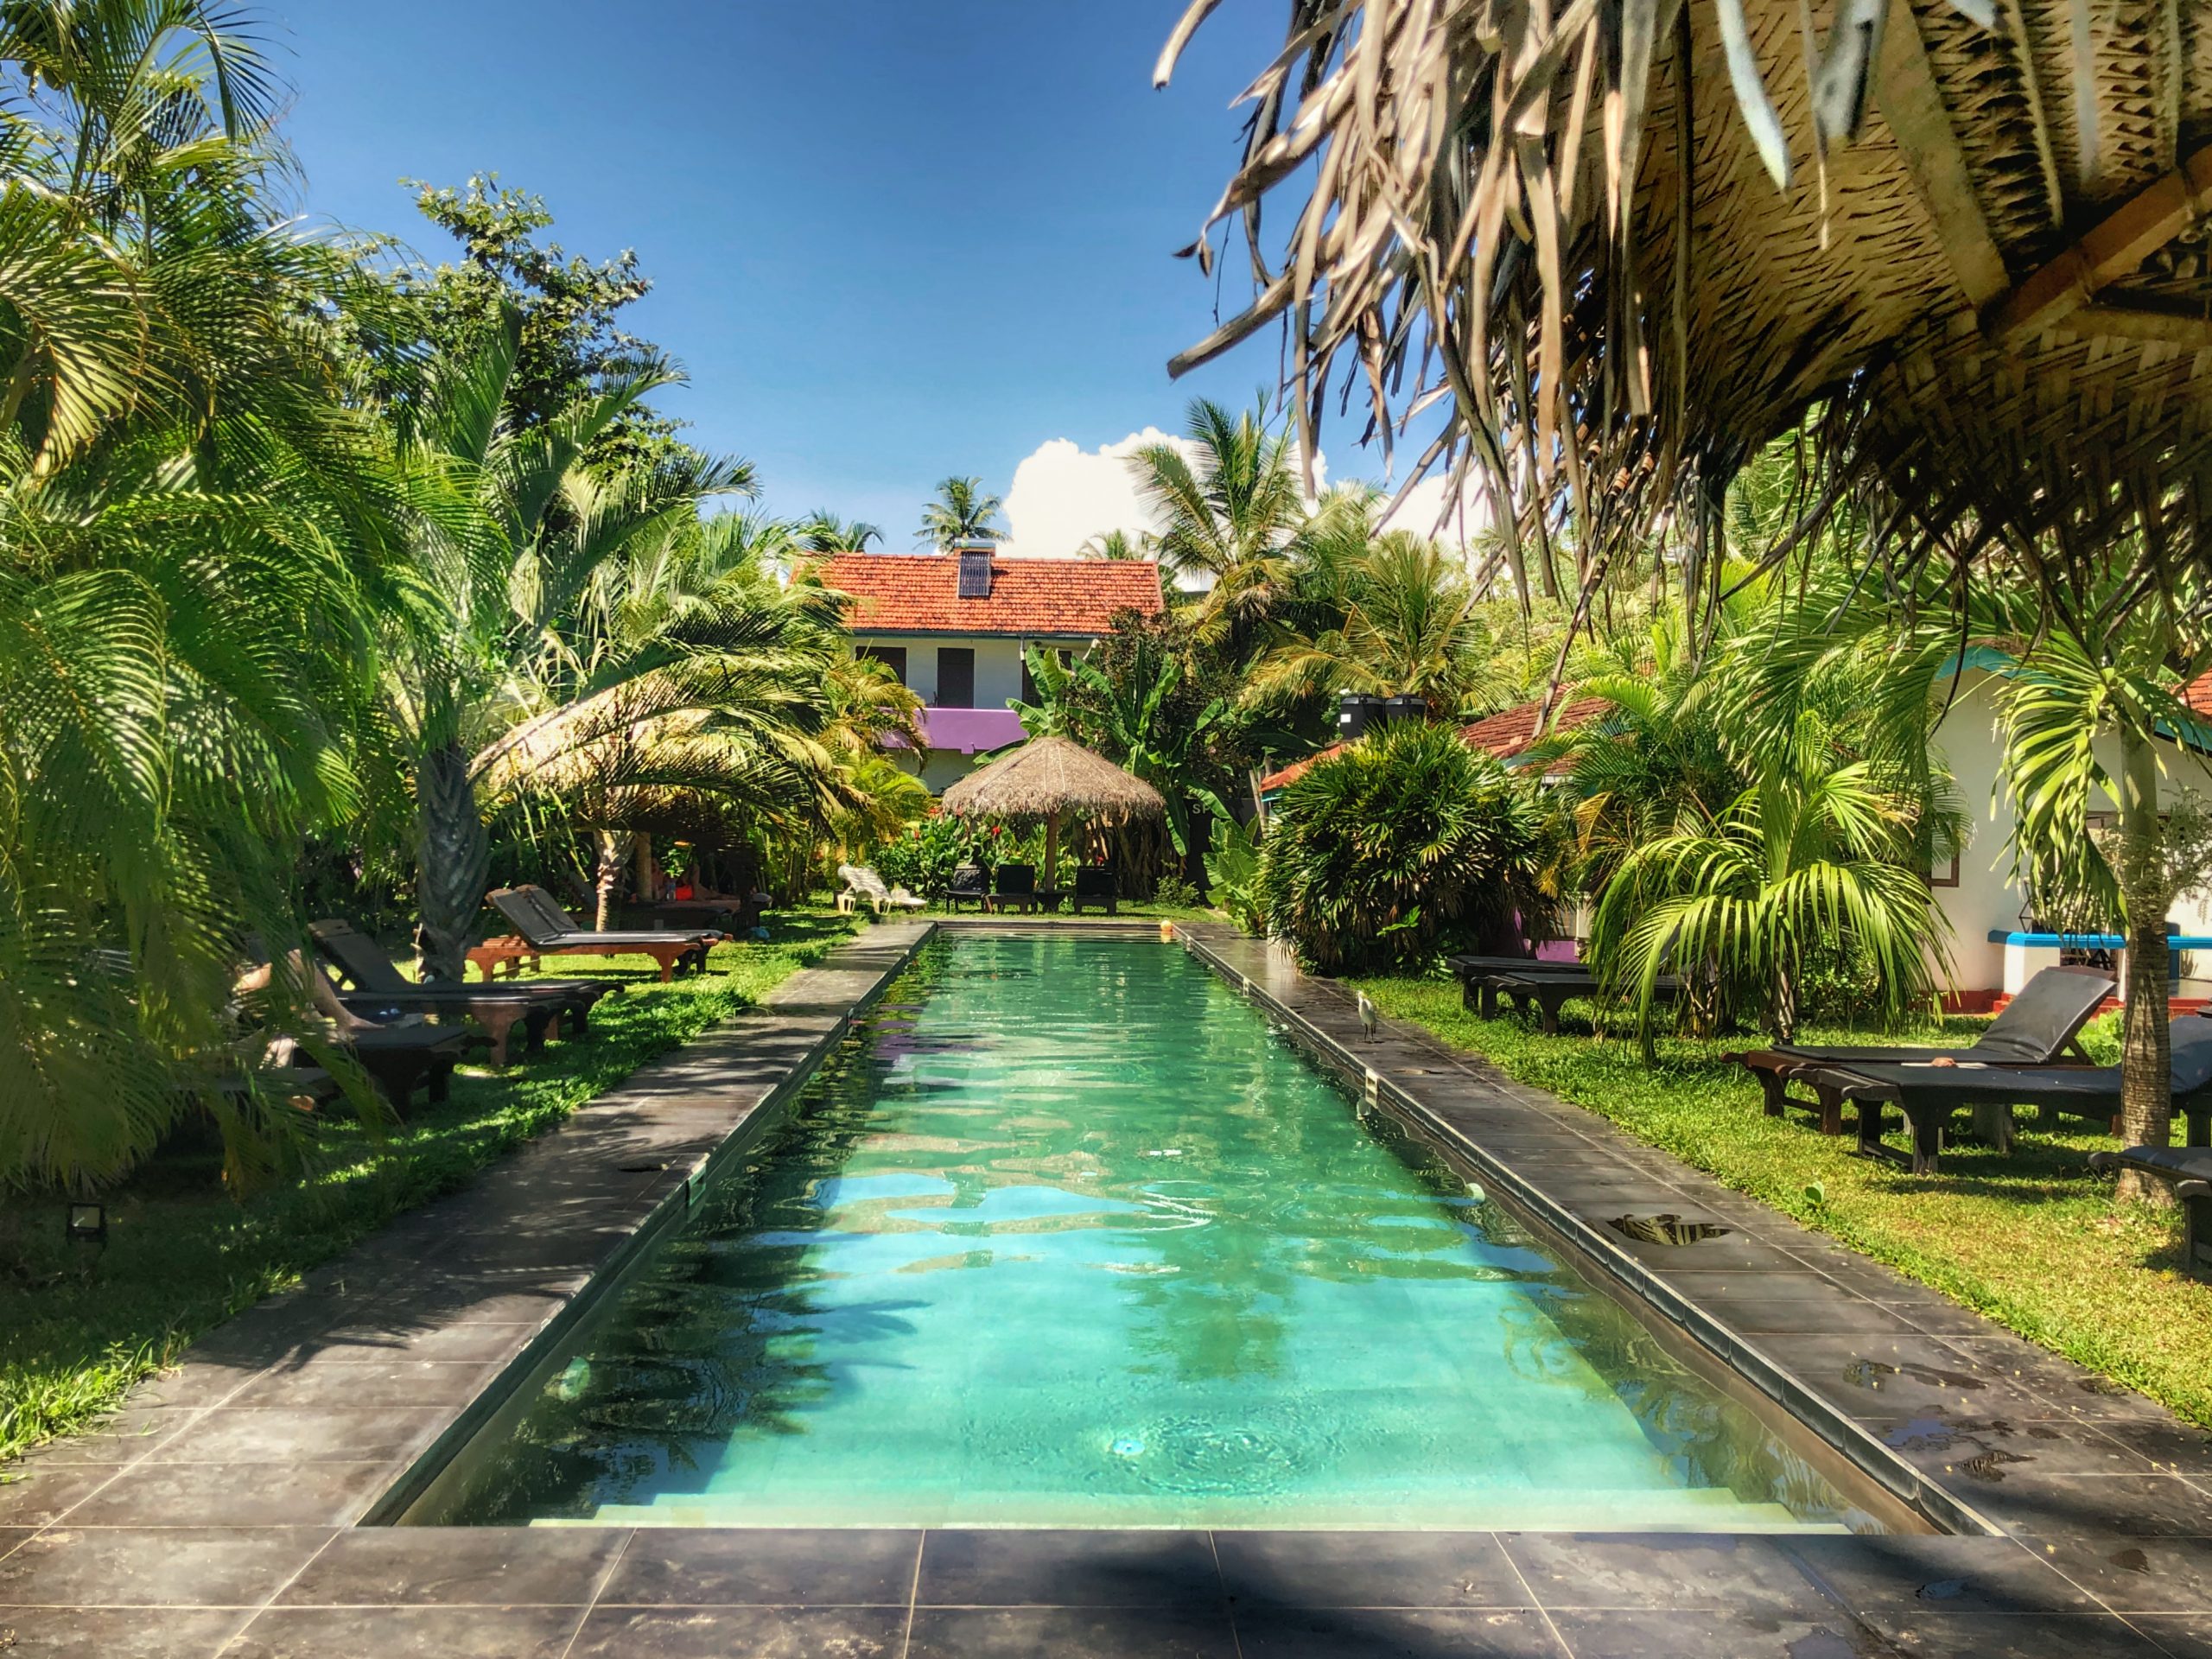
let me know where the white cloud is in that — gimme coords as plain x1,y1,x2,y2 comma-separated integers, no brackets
1377,467,1495,548
1001,429,1185,558
1001,429,1335,558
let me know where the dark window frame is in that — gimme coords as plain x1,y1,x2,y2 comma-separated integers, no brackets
858,645,907,685
937,645,976,709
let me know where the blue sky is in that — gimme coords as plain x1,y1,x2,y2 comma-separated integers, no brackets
267,1,1310,548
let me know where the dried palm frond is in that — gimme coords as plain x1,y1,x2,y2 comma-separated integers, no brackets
1162,0,2212,651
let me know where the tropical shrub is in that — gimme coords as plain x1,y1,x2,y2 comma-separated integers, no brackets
1203,814,1266,934
1258,723,1543,974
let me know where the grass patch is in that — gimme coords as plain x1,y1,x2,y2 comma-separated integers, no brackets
0,912,858,1465
1350,974,2212,1428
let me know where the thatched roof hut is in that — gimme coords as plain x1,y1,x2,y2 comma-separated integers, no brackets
942,737,1166,825
1161,0,2212,613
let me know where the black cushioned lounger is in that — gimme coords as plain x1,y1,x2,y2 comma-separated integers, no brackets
1731,964,2114,1133
1815,1015,2212,1174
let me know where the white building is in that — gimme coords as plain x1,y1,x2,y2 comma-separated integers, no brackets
1928,667,2212,1008
818,543,1165,793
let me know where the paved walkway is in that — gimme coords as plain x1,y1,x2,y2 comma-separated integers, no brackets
3,919,2211,1656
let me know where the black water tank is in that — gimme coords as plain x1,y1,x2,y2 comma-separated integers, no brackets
1383,695,1429,726
1338,693,1384,740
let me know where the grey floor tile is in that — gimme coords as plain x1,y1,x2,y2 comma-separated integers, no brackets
1550,1607,1910,1656
1780,1533,2101,1619
1867,1412,2162,1480
10,1407,200,1467
1497,1533,1827,1615
569,1604,907,1658
2097,1420,2212,1475
918,1529,1223,1608
597,1527,920,1605
1211,1531,1529,1609
2123,1614,2212,1656
1879,1300,2008,1338
1986,1475,2212,1540
2019,1534,2212,1614
303,1323,541,1364
146,1408,449,1466
1766,1334,2055,1421
1688,1294,1924,1336
908,1604,1238,1657
1235,1605,1567,1656
0,1605,253,1656
226,1604,583,1658
63,1461,396,1528
1861,1611,2170,1656
0,1526,329,1607
0,1464,118,1527
220,1360,500,1411
275,1526,627,1606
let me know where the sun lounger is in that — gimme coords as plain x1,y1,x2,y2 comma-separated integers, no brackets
487,886,718,982
837,864,926,916
1463,963,1682,1033
989,861,1040,915
327,1022,472,1114
1730,964,2114,1135
309,918,618,1067
1071,866,1118,915
947,863,989,912
2088,1143,2212,1277
1811,1015,2212,1174
1445,953,1594,1015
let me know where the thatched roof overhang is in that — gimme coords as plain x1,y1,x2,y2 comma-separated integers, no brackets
1161,0,2212,632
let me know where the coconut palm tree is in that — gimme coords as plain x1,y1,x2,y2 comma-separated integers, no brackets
1129,399,1306,665
917,477,1004,551
1080,529,1155,561
1245,530,1513,715
797,512,882,554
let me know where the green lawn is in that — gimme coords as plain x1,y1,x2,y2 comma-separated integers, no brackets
1350,974,2212,1429
0,912,857,1466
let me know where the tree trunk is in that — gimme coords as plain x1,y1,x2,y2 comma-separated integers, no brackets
634,833,656,905
415,740,490,984
593,830,634,931
2116,719,2175,1205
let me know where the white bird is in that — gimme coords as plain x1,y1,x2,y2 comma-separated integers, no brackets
1357,991,1378,1042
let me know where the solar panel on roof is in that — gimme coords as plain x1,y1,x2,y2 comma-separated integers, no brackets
957,550,993,598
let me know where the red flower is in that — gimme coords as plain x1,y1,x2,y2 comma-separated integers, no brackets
989,823,1004,837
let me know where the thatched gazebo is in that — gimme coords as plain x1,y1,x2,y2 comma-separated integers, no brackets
941,736,1166,881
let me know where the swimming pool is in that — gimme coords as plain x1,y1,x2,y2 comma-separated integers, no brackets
410,932,1878,1530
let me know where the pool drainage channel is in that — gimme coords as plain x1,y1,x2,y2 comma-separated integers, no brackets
1173,925,1993,1540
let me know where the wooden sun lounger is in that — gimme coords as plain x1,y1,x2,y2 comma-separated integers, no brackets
2089,1143,2212,1277
488,887,718,982
310,919,618,1067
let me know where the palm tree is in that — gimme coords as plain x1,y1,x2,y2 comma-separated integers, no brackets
1129,399,1306,665
796,512,882,553
1569,575,1964,1049
1245,530,1510,715
917,477,1004,550
1079,529,1155,561
0,0,406,1187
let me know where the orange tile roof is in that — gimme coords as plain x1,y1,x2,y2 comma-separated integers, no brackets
1256,695,1608,793
817,553,1163,638
2188,671,2212,718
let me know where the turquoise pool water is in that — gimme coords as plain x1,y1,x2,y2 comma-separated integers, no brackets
425,933,1870,1530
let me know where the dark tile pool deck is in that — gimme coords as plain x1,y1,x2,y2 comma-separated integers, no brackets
7,920,2212,1656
